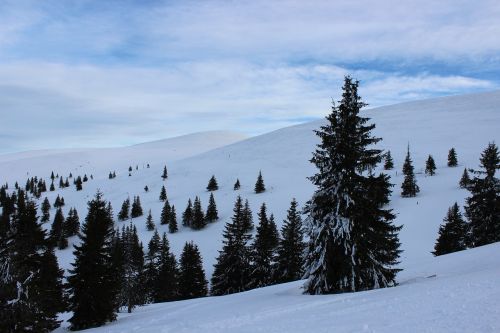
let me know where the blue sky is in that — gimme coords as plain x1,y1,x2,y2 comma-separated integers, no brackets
0,0,499,153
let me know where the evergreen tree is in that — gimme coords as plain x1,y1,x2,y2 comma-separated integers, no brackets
242,199,254,233
401,146,420,197
65,178,70,187
234,178,241,190
83,174,88,182
75,176,83,191
152,233,178,302
161,166,168,180
50,181,55,191
459,168,471,189
144,185,149,192
178,242,208,300
191,196,206,230
384,150,394,170
169,205,178,233
303,76,402,295
109,172,113,179
433,203,467,256
276,198,305,283
160,200,171,225
159,185,167,201
254,171,266,193
205,192,219,222
144,231,161,303
131,196,143,218
49,208,65,248
54,194,62,208
248,203,279,289
41,197,51,223
146,210,155,231
425,155,437,176
65,207,80,237
182,199,193,227
211,196,252,295
129,166,133,172
118,198,130,221
464,143,500,247
448,148,458,167
206,175,219,191
67,192,118,330
50,171,55,181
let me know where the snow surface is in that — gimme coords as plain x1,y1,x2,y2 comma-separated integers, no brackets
1,90,499,332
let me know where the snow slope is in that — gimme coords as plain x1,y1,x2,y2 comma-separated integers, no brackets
1,90,499,332
56,242,500,333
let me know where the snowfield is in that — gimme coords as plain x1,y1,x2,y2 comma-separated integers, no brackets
1,90,499,332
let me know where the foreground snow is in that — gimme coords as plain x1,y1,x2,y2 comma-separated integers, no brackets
55,243,500,333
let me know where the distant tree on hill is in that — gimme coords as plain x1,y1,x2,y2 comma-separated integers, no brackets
384,150,394,170
178,242,208,300
151,233,178,303
448,148,458,167
146,210,155,231
182,199,193,227
49,181,55,191
144,185,149,192
118,198,130,221
159,185,167,201
459,168,470,189
433,203,467,256
233,178,241,190
161,200,171,225
206,175,219,191
191,197,206,230
83,174,88,182
169,205,178,233
161,166,168,180
425,155,436,176
41,197,51,223
75,176,83,191
242,199,254,232
401,146,420,197
254,171,266,193
65,207,80,237
205,193,219,222
131,196,143,218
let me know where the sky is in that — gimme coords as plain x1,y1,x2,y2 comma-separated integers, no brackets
0,0,499,153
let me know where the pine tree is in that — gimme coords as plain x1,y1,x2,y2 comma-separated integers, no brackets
234,178,241,190
191,196,206,230
303,76,402,295
169,205,178,233
65,178,70,187
205,193,219,222
206,175,219,191
242,199,254,232
131,196,143,218
433,203,467,256
83,174,88,182
178,242,208,300
41,197,51,223
146,210,155,231
65,207,80,237
182,199,193,227
49,208,65,248
276,198,305,283
144,185,149,192
68,192,118,330
459,168,470,189
54,194,62,208
401,146,420,197
50,181,55,191
109,172,113,179
129,166,133,172
144,231,161,303
254,171,266,193
464,143,500,247
152,233,178,302
75,176,83,191
159,185,167,201
211,196,252,295
160,199,171,225
448,148,458,167
425,155,436,176
248,203,279,289
161,166,168,180
384,150,394,170
50,171,55,181
118,198,130,221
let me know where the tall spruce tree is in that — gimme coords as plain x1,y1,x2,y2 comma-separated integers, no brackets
41,197,51,223
191,196,206,230
146,210,155,231
178,242,208,300
464,143,500,247
159,185,167,201
118,198,130,221
248,203,279,289
459,168,471,189
67,192,118,330
303,76,402,295
401,146,420,197
152,233,178,302
144,231,161,303
448,148,458,167
206,175,219,191
211,196,252,295
161,166,168,180
49,208,65,248
205,193,219,222
161,200,171,225
242,199,254,233
254,171,266,193
425,155,436,176
169,205,178,233
65,207,80,237
182,199,193,227
276,198,305,283
131,196,143,218
384,150,394,170
433,203,467,256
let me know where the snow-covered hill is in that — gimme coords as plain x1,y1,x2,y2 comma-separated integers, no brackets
1,90,499,332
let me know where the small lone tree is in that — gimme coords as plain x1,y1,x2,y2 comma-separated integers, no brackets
144,185,149,192
459,168,470,189
146,210,155,231
233,179,241,190
448,148,458,167
433,203,467,256
425,155,436,176
254,171,266,193
384,151,394,170
75,176,83,191
205,193,219,222
161,166,168,180
178,242,208,300
401,146,420,197
169,205,178,233
206,175,219,191
159,185,167,201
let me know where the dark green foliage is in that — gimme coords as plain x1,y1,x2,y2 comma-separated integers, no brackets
169,206,178,233
118,198,130,221
67,192,118,330
131,196,143,218
448,148,458,167
233,178,241,190
50,181,55,191
384,150,394,170
129,166,133,172
459,168,470,189
75,176,83,191
65,207,80,237
51,171,55,180
205,193,219,222
211,196,252,296
146,210,155,231
54,194,65,208
254,171,266,193
464,143,500,247
433,203,467,256
206,175,219,191
425,155,436,176
152,233,178,303
161,166,168,180
191,196,206,230
304,76,401,295
83,174,88,182
178,242,208,300
182,199,193,227
276,198,305,283
242,199,254,233
41,197,51,223
160,200,171,225
49,208,65,248
144,185,149,192
401,146,420,197
248,204,279,289
159,185,167,201
144,231,161,303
